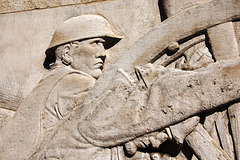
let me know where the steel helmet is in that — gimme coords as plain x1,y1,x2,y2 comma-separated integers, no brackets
45,14,122,57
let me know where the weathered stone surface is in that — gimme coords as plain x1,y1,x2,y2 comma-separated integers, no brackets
228,103,240,160
0,0,239,159
186,124,231,160
215,112,235,159
0,0,111,14
234,21,240,53
0,108,14,129
160,0,212,18
207,22,239,61
77,59,240,147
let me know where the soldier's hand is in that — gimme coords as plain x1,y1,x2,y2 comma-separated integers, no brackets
124,131,169,156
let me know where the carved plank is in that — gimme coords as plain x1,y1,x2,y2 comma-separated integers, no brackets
228,103,240,160
185,124,231,160
203,112,221,146
215,112,235,159
203,112,217,133
207,22,239,61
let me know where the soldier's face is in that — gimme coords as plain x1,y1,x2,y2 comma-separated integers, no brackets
70,38,106,79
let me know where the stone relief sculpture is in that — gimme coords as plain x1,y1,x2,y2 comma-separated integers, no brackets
0,14,122,159
0,0,240,160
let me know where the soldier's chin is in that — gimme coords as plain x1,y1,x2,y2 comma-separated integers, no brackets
90,69,102,79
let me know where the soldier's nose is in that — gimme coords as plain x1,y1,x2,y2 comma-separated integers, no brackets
96,44,106,58
99,50,106,57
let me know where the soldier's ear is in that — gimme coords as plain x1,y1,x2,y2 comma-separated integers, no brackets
62,44,73,65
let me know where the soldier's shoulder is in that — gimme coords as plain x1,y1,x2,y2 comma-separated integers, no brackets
58,71,96,91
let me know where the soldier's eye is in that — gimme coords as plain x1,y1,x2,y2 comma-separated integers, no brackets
96,39,105,44
95,40,100,44
90,39,105,46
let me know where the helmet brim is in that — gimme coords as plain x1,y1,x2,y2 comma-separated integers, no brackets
45,35,121,56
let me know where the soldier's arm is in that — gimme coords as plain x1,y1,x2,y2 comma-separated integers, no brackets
78,59,240,147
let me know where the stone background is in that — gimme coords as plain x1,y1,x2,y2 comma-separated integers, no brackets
0,0,161,111
0,0,110,13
